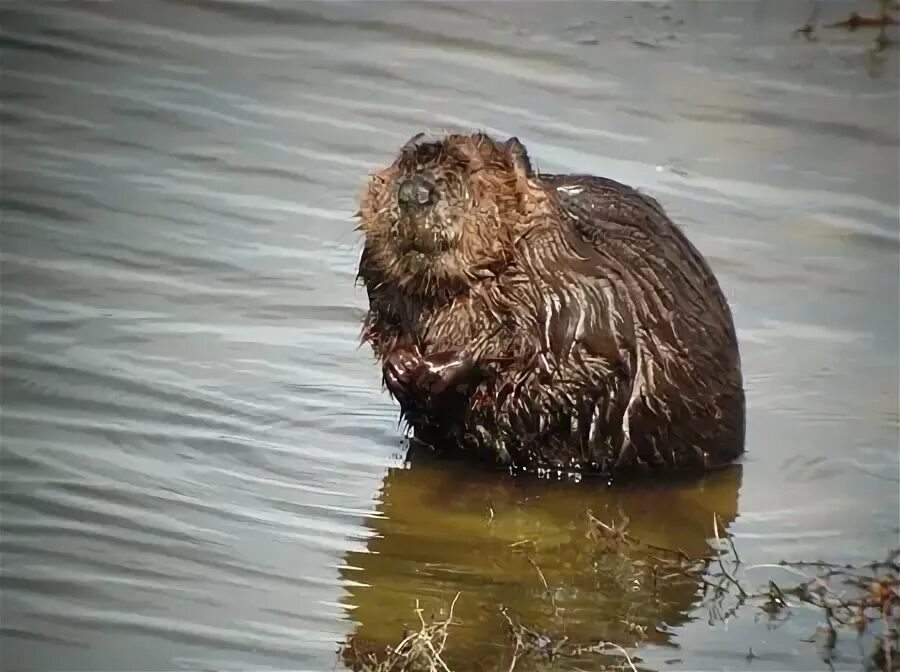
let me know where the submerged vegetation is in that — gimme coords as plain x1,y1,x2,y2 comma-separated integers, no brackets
340,509,899,672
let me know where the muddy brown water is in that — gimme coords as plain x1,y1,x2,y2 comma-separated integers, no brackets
1,1,898,671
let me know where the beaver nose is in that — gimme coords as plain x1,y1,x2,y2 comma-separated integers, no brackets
397,176,436,209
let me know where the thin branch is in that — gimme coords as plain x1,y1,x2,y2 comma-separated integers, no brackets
713,512,748,598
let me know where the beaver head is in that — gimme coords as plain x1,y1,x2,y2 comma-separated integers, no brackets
357,132,546,301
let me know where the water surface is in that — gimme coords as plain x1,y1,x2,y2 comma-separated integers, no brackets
1,1,898,671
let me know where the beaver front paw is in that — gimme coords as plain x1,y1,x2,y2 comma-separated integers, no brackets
383,346,481,404
383,346,422,403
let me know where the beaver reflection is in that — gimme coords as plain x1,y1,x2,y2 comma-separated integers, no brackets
338,451,743,670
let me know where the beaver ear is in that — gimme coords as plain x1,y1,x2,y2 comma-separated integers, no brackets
399,132,446,166
503,136,533,178
400,132,427,154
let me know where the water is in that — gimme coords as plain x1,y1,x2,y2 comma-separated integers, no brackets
1,1,897,670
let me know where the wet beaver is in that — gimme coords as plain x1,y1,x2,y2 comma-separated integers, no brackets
356,131,745,478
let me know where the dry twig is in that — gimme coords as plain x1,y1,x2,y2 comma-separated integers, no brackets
342,593,461,672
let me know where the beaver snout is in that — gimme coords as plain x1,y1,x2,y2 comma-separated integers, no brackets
397,176,437,211
394,175,453,255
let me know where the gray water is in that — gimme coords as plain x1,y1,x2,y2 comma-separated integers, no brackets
1,1,898,671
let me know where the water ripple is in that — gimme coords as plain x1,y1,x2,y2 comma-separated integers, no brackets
1,1,897,671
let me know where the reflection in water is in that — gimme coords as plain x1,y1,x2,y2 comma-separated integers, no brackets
339,447,742,670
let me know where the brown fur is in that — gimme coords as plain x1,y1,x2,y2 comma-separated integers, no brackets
356,131,745,478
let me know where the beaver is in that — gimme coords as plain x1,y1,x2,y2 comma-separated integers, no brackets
355,131,745,478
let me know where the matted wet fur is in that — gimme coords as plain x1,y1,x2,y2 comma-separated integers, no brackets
356,131,745,478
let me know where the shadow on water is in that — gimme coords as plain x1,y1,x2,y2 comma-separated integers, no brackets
337,444,744,671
